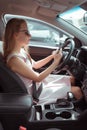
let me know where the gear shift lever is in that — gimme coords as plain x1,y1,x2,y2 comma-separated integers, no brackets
67,92,76,101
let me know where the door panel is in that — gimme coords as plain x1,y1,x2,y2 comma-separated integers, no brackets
30,45,55,61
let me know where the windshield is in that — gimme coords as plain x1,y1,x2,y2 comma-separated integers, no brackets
59,6,87,34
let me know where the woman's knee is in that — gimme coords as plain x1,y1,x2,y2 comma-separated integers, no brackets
71,86,83,99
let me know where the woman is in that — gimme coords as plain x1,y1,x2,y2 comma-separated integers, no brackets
3,18,83,104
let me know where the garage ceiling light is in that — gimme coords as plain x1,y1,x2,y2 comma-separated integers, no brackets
34,0,67,11
34,0,51,8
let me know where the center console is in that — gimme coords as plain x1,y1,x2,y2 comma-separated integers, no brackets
0,93,84,130
35,102,78,121
29,99,80,130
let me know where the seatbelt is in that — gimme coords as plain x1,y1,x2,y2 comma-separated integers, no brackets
32,81,43,101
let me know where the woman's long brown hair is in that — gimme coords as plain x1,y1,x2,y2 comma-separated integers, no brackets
3,18,26,62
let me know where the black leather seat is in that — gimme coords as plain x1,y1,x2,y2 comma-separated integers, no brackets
0,122,3,130
0,53,28,93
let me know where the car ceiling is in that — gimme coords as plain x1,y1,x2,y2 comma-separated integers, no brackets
0,0,87,42
0,0,87,21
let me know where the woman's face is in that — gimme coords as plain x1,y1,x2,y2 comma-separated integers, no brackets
15,22,31,47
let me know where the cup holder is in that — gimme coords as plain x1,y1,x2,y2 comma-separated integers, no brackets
60,111,71,119
46,112,56,119
45,111,71,120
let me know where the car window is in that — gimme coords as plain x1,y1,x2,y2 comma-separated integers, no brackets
3,14,72,48
59,6,87,34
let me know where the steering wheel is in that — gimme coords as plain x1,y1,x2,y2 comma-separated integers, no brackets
56,38,75,72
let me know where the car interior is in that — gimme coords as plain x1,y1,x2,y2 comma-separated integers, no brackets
0,0,87,130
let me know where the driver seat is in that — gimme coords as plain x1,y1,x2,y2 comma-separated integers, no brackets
0,53,28,93
0,53,42,101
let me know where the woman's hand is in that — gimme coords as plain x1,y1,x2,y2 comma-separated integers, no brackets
52,48,62,57
52,49,63,65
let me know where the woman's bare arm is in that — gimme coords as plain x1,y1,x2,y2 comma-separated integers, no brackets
7,51,62,82
32,54,54,69
32,49,59,69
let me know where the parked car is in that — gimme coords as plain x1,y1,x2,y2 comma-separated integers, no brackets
0,0,87,130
